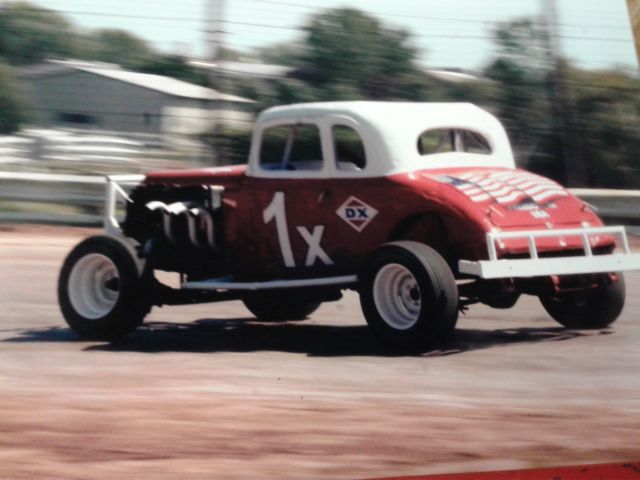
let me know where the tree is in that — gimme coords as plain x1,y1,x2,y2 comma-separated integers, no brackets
484,19,558,172
0,62,24,133
138,54,208,86
255,43,305,67
295,8,428,100
485,17,640,188
569,68,640,188
76,29,153,69
0,1,76,64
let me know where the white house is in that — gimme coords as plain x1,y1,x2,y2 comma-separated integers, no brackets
21,60,255,136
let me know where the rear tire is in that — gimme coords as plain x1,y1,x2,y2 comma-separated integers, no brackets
359,241,459,349
58,236,151,340
539,273,625,329
243,293,320,321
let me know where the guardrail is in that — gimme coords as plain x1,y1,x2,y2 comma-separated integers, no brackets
1,172,640,227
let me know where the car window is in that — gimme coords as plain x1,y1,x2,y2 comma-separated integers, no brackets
333,125,367,171
259,124,324,171
417,129,491,156
461,130,492,154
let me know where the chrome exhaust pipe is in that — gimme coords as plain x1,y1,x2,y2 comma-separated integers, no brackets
145,201,216,249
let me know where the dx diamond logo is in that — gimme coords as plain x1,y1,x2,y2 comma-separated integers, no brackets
336,196,379,232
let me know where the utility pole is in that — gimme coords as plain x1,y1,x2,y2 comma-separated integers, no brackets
541,0,589,187
204,0,226,164
627,0,640,66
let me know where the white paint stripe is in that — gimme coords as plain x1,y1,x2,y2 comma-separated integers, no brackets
532,190,569,202
523,184,565,196
476,180,510,191
488,171,529,181
503,178,549,188
460,174,485,183
470,193,492,202
486,186,515,197
496,191,527,204
457,172,478,180
485,170,511,178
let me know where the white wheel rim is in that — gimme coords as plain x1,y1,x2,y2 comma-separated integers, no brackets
68,253,120,319
373,263,421,330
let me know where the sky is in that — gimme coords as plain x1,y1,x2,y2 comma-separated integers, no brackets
21,0,639,72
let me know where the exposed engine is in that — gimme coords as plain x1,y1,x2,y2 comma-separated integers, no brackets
122,183,225,278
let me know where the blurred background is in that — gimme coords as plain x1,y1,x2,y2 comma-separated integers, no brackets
0,0,639,222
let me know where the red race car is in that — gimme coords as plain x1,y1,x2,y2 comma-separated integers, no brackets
58,102,640,349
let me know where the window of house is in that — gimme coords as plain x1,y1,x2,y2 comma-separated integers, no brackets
57,112,96,125
259,124,324,171
417,129,491,156
333,125,367,171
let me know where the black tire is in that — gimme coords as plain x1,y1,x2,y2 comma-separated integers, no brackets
242,293,320,321
539,273,625,329
58,235,151,340
359,241,459,349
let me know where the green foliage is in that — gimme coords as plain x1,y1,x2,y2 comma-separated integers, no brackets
232,7,435,111
297,8,424,100
76,28,153,69
484,19,555,169
138,54,208,85
492,18,552,72
214,127,253,165
0,1,637,188
0,61,24,133
0,1,76,64
255,43,305,67
570,69,640,188
485,17,640,188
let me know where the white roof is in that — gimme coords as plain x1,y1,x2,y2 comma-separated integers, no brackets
24,60,253,103
250,102,515,178
189,60,293,79
424,69,483,83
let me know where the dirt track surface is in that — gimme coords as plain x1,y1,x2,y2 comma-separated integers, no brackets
1,225,639,479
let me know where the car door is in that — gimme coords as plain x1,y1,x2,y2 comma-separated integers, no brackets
244,114,402,280
246,118,340,278
321,117,391,271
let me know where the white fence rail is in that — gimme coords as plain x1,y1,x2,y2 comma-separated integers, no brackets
1,172,640,226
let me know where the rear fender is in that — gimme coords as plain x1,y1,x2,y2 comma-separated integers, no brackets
389,213,453,267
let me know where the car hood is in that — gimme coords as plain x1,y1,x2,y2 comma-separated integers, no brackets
144,165,247,187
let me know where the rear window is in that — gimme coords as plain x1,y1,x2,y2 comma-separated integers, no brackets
417,129,491,156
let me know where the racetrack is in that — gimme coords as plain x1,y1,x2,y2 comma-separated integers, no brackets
1,225,639,479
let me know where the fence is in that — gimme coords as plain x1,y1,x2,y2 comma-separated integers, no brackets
1,172,640,229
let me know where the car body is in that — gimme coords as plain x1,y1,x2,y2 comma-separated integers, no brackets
58,102,640,348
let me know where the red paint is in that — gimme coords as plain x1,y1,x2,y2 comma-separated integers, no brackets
372,462,640,480
142,165,613,277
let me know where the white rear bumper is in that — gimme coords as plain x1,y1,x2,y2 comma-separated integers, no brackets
458,226,640,279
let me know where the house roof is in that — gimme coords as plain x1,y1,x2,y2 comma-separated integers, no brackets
22,60,253,103
189,60,293,79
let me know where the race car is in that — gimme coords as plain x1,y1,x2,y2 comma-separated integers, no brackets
58,102,640,349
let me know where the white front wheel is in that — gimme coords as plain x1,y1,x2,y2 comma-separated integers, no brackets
68,253,120,319
58,236,150,340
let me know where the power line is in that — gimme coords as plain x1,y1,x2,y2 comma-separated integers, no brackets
252,0,634,32
0,5,634,43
